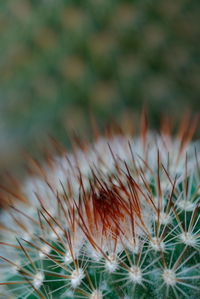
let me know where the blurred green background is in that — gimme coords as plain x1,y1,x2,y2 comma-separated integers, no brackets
0,0,199,172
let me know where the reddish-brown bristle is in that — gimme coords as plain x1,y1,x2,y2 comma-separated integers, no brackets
140,107,148,146
92,187,124,234
76,168,143,246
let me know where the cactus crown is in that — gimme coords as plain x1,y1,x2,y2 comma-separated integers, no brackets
0,116,200,298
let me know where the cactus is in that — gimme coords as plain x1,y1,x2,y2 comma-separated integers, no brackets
0,116,200,298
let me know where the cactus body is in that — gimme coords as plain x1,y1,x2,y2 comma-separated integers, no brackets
0,121,200,298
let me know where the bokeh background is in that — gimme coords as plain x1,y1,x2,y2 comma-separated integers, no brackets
0,0,199,173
